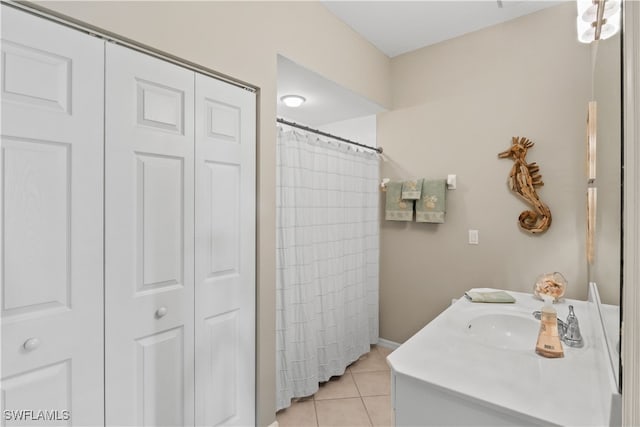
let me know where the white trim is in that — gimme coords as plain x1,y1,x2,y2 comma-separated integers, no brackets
588,283,620,390
622,0,640,425
268,421,279,427
378,338,401,350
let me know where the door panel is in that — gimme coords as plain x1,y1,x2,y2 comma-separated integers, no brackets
1,6,104,425
203,310,239,426
136,327,185,426
135,153,185,292
2,361,71,426
3,137,70,314
204,161,240,276
195,74,256,426
105,43,195,426
1,40,71,113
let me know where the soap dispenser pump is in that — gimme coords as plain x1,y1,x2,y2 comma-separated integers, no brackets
535,295,564,358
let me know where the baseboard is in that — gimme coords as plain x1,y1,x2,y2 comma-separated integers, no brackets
268,421,279,427
377,337,401,350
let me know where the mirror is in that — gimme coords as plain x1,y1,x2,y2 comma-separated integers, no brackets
590,29,621,391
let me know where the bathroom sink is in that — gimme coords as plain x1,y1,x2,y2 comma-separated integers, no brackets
389,291,612,427
465,313,539,351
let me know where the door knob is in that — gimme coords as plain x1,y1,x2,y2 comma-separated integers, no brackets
155,306,168,318
23,337,40,351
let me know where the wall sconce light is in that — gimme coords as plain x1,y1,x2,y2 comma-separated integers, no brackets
280,95,306,108
577,0,621,43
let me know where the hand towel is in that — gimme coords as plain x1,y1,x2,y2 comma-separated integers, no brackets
385,181,413,221
464,288,516,303
401,179,423,200
416,179,446,223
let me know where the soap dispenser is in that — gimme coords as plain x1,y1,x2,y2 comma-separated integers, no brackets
535,295,564,358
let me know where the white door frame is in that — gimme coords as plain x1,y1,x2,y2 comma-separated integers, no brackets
622,0,640,425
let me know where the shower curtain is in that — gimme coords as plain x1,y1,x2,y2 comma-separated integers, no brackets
275,127,379,411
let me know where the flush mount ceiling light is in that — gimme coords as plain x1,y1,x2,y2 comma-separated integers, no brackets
281,95,306,108
576,0,621,44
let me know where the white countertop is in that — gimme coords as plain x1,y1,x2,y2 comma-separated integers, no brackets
387,291,617,426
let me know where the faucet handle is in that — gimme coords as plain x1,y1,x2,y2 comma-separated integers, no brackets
562,305,584,348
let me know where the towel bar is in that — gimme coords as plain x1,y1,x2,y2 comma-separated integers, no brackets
380,176,457,192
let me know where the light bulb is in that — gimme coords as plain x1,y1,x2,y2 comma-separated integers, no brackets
600,10,621,40
579,0,620,23
577,15,594,43
280,95,306,108
576,0,594,18
576,8,621,43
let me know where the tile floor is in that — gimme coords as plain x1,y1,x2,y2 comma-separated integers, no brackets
276,345,394,427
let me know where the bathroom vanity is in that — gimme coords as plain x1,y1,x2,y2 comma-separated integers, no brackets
387,287,620,426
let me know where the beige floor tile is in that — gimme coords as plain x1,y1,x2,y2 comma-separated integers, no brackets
276,400,318,427
362,395,394,427
352,371,391,396
349,349,390,373
315,372,360,400
375,345,394,358
315,398,372,427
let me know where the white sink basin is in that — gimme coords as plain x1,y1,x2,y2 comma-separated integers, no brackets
465,313,539,351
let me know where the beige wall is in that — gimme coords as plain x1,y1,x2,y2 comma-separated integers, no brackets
31,2,391,425
379,3,593,343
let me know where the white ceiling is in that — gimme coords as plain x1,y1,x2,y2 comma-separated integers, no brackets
321,1,564,58
277,1,564,127
277,55,385,127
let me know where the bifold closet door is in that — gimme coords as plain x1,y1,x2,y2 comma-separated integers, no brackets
1,5,104,425
194,75,256,425
105,43,195,425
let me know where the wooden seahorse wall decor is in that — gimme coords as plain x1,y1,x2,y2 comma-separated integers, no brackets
498,136,552,234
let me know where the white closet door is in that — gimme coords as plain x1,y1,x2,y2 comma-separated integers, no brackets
1,5,104,425
105,43,195,426
194,75,256,425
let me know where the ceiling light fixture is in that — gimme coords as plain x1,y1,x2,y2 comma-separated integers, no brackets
281,95,306,108
576,0,621,44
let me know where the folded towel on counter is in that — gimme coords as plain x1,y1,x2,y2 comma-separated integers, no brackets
416,179,447,223
401,179,423,200
464,288,516,303
385,181,413,221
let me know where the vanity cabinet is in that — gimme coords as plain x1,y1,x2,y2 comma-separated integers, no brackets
393,373,546,426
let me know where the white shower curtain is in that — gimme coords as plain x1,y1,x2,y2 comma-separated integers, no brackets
275,127,379,411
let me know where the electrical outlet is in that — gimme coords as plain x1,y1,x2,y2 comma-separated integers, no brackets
468,229,479,245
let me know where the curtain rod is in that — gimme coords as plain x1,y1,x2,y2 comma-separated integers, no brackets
277,118,383,154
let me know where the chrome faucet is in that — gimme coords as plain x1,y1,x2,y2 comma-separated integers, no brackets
532,305,583,348
562,306,584,348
